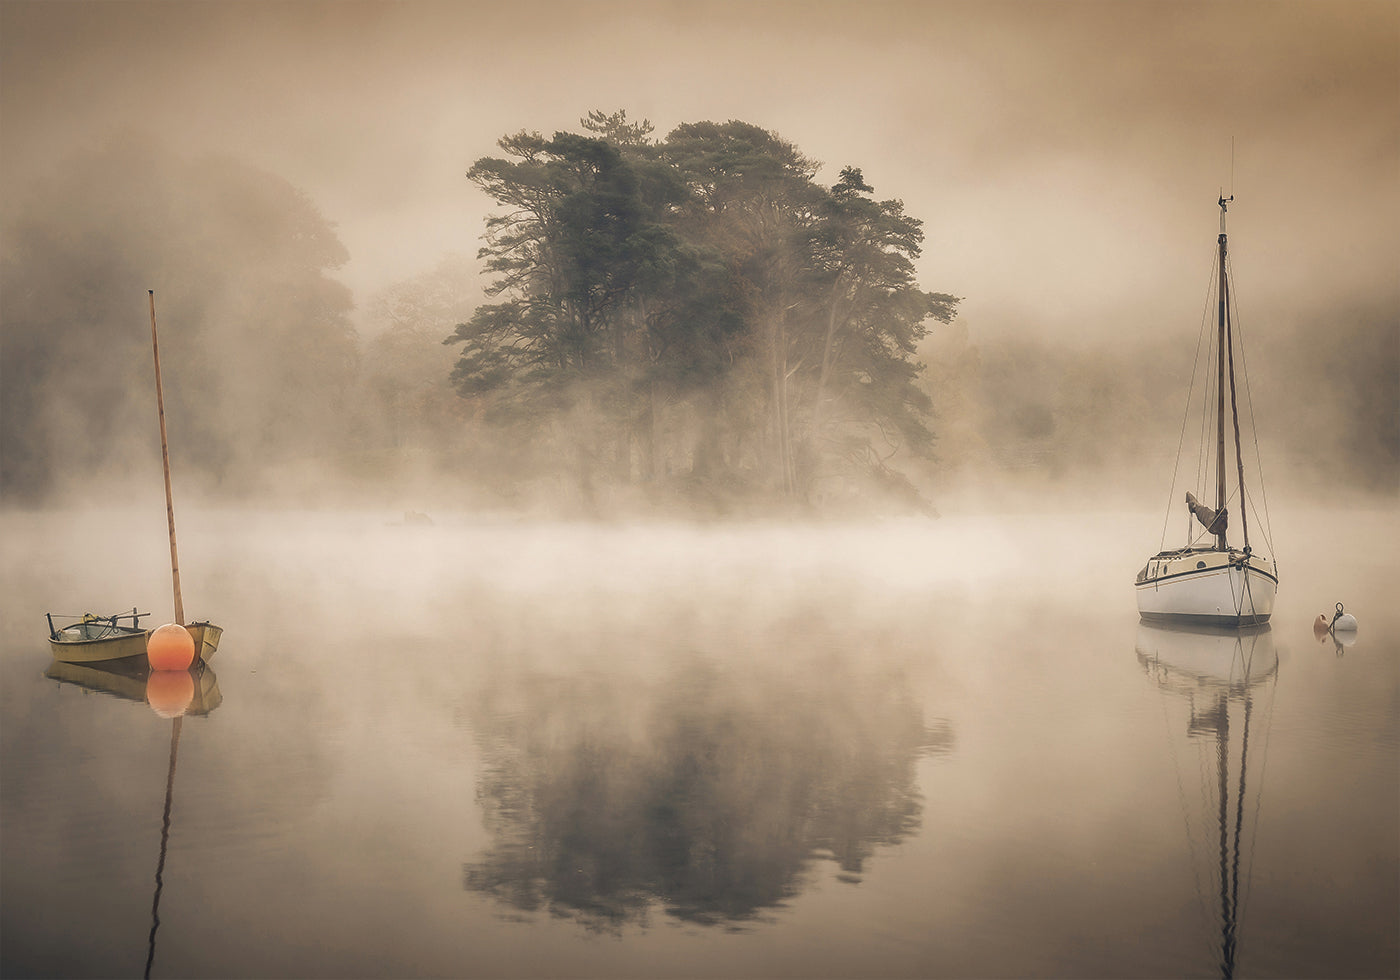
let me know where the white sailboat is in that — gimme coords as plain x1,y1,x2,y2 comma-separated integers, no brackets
1136,197,1278,628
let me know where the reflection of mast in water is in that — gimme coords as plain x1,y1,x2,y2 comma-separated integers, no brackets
145,717,182,980
43,658,219,977
1137,623,1279,980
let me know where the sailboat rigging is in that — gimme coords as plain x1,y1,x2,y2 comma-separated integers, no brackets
1135,197,1278,627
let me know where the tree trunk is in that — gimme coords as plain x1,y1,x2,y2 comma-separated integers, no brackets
811,276,847,456
613,313,630,485
771,308,796,496
648,378,663,483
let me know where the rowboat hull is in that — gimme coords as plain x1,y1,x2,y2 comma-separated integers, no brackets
186,622,223,662
1135,549,1277,628
49,623,150,664
49,620,222,665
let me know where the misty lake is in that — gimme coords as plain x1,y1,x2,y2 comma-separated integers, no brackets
2,506,1396,979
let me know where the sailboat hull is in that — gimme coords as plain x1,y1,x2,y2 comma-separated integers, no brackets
1135,550,1277,628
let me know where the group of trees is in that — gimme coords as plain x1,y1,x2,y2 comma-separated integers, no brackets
0,114,959,513
446,112,959,511
20,113,1384,512
0,131,359,502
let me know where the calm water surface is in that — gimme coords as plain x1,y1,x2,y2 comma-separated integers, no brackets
2,507,1396,979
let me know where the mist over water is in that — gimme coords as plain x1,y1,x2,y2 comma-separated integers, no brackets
2,505,1396,977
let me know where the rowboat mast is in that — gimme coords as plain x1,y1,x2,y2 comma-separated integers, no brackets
148,290,184,626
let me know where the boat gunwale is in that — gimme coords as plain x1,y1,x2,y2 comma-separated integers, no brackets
1135,560,1278,590
47,627,151,665
48,626,150,647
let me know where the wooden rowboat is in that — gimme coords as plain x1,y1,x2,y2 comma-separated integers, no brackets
48,611,150,664
47,611,222,665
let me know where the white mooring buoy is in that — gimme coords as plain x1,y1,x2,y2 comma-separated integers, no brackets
1331,602,1359,633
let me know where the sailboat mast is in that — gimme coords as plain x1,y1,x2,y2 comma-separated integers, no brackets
1226,287,1251,552
1214,197,1232,551
148,290,184,626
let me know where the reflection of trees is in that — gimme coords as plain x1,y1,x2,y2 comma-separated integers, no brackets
464,656,953,931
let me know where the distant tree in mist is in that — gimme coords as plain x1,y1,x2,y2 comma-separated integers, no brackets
0,132,357,501
362,254,478,453
917,330,1177,489
448,111,959,512
918,309,1399,500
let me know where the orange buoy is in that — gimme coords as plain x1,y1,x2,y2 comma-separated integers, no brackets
146,668,195,718
148,623,195,671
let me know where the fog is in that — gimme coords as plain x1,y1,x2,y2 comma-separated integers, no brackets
4,10,1397,967
3,503,1398,972
2,0,1396,514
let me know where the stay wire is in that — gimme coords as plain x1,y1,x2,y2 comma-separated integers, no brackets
1196,262,1222,542
1161,250,1222,552
1190,265,1222,552
1224,254,1277,558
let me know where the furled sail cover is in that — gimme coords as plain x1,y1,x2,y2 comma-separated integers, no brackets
1185,491,1227,535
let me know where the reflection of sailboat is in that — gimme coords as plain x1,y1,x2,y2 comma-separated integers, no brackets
1137,622,1278,979
1135,197,1278,627
45,658,222,716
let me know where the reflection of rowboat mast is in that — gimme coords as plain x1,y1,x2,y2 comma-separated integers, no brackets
1137,624,1278,980
145,718,181,980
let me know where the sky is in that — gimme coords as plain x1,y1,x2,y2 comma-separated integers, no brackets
2,0,1397,344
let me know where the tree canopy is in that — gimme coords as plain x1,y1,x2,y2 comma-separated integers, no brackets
447,113,959,511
